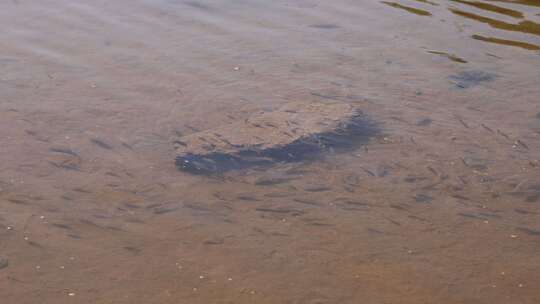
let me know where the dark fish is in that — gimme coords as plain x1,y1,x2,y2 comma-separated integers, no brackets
255,178,292,186
517,227,540,236
203,238,224,245
390,204,408,211
237,195,260,201
359,166,376,177
457,212,484,220
293,198,321,206
451,194,471,201
48,161,80,171
416,118,432,126
51,223,72,230
526,194,540,202
514,209,537,215
73,188,91,193
367,228,384,234
7,198,30,205
256,208,305,216
183,203,212,212
307,222,333,227
0,258,8,270
184,1,212,11
90,138,113,150
27,241,43,248
153,206,179,214
408,215,429,222
344,200,370,207
309,24,340,29
304,186,332,192
414,194,433,203
449,70,496,89
49,147,79,157
123,246,141,254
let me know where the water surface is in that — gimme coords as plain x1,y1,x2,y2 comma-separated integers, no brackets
1,1,539,303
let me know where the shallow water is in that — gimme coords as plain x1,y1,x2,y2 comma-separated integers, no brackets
1,0,540,303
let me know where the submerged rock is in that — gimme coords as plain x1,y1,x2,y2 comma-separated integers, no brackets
175,102,378,175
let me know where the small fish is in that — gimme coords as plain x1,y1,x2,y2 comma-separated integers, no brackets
294,198,321,206
481,124,494,133
90,138,113,150
237,195,260,201
390,204,408,211
255,178,292,186
517,227,540,236
0,258,8,270
256,208,304,215
304,186,332,192
514,209,536,215
414,194,433,203
457,212,484,220
7,198,30,205
49,147,79,157
123,246,141,254
449,70,496,89
203,238,224,245
153,207,179,214
309,24,340,29
408,215,428,222
51,223,72,230
416,118,433,126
